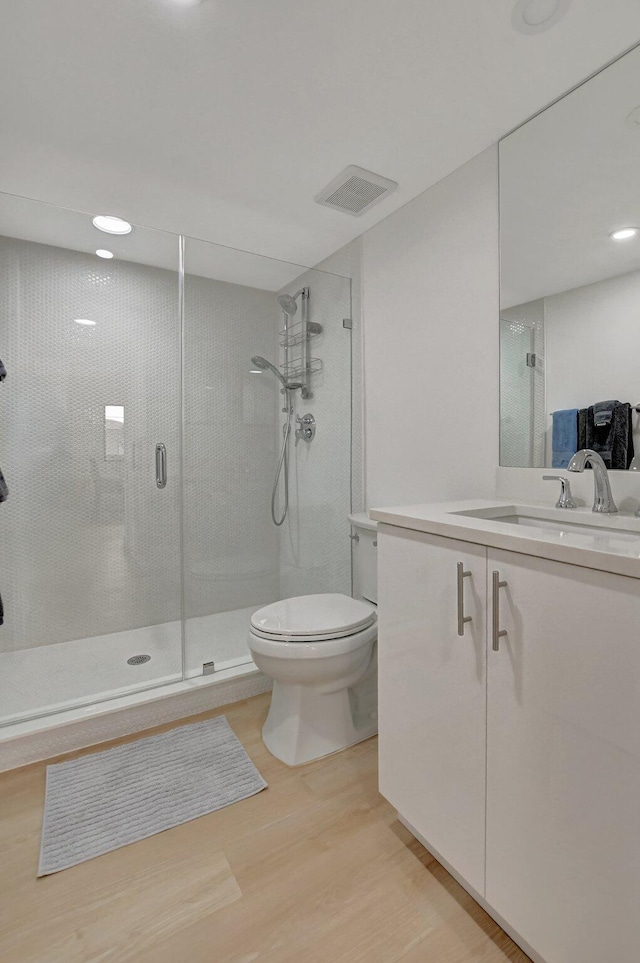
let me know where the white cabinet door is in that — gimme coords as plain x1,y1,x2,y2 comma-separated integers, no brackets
378,526,487,894
486,548,640,963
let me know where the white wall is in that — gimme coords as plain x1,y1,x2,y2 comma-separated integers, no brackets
362,147,500,509
545,269,640,460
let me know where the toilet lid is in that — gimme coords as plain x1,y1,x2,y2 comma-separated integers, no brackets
250,594,376,641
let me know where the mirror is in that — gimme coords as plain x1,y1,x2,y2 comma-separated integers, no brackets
499,44,640,470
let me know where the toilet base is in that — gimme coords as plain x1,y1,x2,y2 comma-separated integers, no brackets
262,668,378,767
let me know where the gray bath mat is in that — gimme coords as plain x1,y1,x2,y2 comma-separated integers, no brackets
38,715,267,876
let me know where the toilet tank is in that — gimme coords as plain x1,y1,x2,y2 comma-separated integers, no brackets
348,513,378,604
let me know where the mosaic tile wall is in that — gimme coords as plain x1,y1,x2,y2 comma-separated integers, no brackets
0,232,358,663
182,273,280,619
276,261,354,600
0,236,182,651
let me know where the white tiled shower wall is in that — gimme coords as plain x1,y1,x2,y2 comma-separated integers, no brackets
499,299,546,469
277,239,361,600
0,236,183,650
182,272,280,620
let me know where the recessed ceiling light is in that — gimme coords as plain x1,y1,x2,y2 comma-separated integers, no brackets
169,0,204,6
92,215,132,235
512,0,571,34
74,318,97,326
249,369,263,375
610,228,639,241
96,249,114,259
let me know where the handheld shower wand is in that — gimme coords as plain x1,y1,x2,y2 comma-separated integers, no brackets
250,356,300,525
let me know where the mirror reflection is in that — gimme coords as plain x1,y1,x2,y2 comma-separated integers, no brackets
500,44,640,470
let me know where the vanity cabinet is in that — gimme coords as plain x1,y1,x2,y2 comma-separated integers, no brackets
486,547,640,963
377,527,487,895
378,525,640,963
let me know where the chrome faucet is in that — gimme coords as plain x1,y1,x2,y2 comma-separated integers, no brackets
567,449,618,513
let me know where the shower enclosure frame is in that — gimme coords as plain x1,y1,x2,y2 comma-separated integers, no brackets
0,195,354,749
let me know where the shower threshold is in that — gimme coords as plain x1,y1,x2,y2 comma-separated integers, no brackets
0,605,262,728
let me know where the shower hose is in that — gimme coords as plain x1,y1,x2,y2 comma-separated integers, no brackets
271,402,293,526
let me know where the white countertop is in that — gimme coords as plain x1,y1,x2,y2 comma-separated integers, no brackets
369,499,640,579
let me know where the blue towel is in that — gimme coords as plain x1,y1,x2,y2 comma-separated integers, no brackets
552,409,578,468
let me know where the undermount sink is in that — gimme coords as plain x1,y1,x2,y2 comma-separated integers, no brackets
453,506,640,545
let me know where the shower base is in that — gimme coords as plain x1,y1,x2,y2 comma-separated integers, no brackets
0,604,273,772
0,605,263,727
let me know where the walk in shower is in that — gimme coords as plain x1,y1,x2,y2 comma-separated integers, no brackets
0,194,353,730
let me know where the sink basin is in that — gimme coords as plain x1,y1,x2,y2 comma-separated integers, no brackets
453,506,640,546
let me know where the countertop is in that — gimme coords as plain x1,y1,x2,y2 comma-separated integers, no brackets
369,499,640,579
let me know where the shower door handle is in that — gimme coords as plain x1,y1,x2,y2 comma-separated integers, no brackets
155,443,167,489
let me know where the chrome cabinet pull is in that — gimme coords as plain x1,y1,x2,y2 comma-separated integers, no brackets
457,561,472,636
155,443,167,489
492,570,508,651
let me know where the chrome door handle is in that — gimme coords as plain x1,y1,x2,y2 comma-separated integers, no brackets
457,561,472,636
155,443,167,489
492,570,507,651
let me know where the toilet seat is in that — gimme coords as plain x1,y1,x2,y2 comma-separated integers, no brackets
250,593,376,642
249,620,377,661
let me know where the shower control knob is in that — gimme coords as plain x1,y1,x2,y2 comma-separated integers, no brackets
295,413,316,442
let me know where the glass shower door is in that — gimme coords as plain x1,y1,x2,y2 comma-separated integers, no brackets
499,317,536,468
0,194,183,725
182,236,352,678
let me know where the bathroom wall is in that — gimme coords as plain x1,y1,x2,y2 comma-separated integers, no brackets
544,268,640,461
361,147,500,509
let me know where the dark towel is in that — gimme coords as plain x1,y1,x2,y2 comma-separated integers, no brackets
0,469,7,503
585,402,634,469
0,359,6,381
577,409,587,451
552,409,578,468
593,399,618,427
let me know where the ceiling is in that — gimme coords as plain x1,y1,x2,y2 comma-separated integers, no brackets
1,0,640,273
501,43,640,308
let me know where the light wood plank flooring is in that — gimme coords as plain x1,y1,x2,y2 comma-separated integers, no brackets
0,693,531,963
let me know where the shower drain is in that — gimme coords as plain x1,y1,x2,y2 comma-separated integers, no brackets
127,654,151,666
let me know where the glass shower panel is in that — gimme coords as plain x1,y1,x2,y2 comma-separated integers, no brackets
499,317,536,468
277,266,353,601
182,238,352,676
0,194,183,725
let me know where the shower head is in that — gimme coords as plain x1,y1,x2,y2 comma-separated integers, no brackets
251,355,288,388
278,287,308,316
277,293,298,316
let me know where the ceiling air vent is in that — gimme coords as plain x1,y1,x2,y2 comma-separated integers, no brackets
315,166,398,216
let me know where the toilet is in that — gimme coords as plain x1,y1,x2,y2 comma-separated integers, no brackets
248,513,378,766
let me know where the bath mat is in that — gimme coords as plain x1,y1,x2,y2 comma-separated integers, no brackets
38,715,267,876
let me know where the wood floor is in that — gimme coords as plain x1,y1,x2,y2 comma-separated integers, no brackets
0,694,531,963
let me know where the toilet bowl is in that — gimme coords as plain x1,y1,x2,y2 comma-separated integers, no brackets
248,593,377,766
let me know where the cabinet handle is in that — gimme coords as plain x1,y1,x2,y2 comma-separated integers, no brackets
155,443,167,489
457,561,472,636
492,570,508,651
